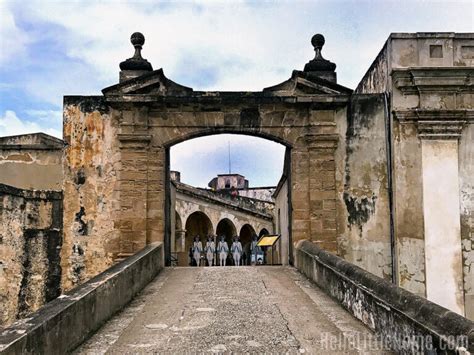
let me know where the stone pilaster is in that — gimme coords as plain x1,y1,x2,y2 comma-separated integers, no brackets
416,119,466,315
117,133,151,254
305,122,339,253
146,145,166,244
290,147,310,244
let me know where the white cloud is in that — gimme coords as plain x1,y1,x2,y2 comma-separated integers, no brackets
14,1,324,90
0,110,62,138
1,0,473,187
0,2,30,64
171,134,286,187
14,0,474,94
25,109,62,123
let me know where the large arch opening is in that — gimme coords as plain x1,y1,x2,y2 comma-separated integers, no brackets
259,228,269,237
184,211,213,256
239,224,256,262
216,218,237,246
166,132,292,266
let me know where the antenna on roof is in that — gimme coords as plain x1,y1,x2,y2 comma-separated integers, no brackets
228,141,231,174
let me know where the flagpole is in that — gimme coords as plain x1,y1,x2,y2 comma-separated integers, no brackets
228,141,231,174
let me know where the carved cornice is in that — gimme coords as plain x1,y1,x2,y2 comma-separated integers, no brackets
393,109,470,139
118,133,151,148
394,109,474,122
416,120,466,139
392,67,474,94
304,133,339,150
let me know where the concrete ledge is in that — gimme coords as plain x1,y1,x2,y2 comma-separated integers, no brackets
0,242,164,354
295,240,474,353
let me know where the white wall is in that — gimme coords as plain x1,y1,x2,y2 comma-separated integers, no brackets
274,178,289,265
421,139,464,315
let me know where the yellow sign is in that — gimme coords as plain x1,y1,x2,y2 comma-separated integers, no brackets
257,235,280,247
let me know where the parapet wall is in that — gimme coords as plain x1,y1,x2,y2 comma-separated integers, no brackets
0,242,164,354
0,183,63,327
295,240,474,353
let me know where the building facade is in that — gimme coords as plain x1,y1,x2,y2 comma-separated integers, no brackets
0,31,473,325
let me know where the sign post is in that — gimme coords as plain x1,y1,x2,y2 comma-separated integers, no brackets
256,234,280,265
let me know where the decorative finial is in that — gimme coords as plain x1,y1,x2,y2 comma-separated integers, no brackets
120,32,153,72
304,33,336,73
311,34,325,55
131,32,145,58
131,32,145,46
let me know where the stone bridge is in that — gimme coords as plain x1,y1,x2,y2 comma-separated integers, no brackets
1,242,473,354
1,30,473,353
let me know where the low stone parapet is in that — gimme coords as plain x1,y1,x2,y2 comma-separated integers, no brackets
295,240,474,354
0,242,164,354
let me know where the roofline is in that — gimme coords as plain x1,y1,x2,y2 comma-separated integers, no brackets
0,132,64,150
216,173,245,177
239,186,276,190
389,32,474,39
174,181,274,220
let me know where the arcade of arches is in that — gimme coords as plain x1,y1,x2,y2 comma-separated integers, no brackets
171,179,278,266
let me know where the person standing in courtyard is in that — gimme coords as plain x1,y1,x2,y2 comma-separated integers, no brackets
192,235,203,267
205,235,215,266
218,235,229,266
231,236,243,266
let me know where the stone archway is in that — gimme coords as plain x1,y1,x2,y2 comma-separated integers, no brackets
216,218,237,246
165,132,295,266
63,32,349,276
239,224,256,260
184,211,213,254
259,228,270,237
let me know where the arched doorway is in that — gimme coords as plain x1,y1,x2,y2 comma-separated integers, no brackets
166,132,294,266
239,224,256,263
185,211,213,254
259,228,269,237
216,218,237,246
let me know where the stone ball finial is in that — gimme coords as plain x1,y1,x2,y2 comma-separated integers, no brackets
131,32,145,47
303,33,336,73
311,34,325,50
119,32,153,72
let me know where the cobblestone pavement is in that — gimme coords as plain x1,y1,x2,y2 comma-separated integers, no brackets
75,266,387,354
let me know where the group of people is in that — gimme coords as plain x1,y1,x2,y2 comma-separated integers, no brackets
189,235,262,267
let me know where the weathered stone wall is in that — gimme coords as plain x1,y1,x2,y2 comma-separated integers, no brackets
184,185,275,215
295,240,474,354
62,97,120,291
390,34,473,314
237,187,275,202
391,120,426,297
0,242,163,354
62,88,347,274
335,94,392,281
354,41,389,94
211,174,247,190
0,133,63,191
273,175,289,265
460,123,474,319
353,32,474,314
0,184,62,327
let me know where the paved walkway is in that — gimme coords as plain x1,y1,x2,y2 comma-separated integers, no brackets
75,266,385,354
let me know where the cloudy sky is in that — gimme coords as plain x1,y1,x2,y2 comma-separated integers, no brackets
1,0,472,187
